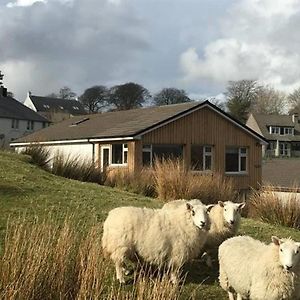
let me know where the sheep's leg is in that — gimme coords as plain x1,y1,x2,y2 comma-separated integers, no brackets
228,291,235,300
111,248,127,284
115,261,126,284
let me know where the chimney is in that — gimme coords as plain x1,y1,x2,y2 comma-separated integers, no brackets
292,112,299,123
0,86,7,97
27,91,32,97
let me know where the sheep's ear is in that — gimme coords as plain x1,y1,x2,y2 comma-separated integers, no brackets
206,204,214,212
218,201,224,207
238,202,246,210
186,203,193,211
272,236,281,246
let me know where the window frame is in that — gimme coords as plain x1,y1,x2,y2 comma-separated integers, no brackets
11,119,19,129
225,146,248,175
101,143,129,168
142,144,153,167
191,144,213,172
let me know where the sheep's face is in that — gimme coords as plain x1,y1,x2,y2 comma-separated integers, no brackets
218,201,245,227
272,236,300,271
186,202,213,231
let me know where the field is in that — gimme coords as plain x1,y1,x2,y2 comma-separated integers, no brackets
1,150,300,299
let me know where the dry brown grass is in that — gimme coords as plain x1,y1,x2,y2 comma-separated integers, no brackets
153,159,236,203
248,186,300,229
0,216,185,300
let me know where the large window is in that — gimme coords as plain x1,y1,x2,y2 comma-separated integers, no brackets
225,147,248,173
269,126,294,136
111,144,128,165
11,119,19,129
191,145,213,171
142,144,183,166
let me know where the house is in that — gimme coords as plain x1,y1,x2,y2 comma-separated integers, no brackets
11,101,267,190
246,112,300,157
24,92,86,123
0,86,49,148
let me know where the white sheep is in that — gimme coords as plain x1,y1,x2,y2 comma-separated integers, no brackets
203,201,245,266
102,201,212,284
219,235,300,300
163,200,245,266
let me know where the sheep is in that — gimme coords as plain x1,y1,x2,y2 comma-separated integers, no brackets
102,201,213,284
203,201,245,266
219,235,300,300
163,200,245,266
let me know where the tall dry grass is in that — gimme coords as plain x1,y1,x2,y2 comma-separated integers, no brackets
0,216,186,300
22,146,51,170
153,159,236,203
248,186,300,229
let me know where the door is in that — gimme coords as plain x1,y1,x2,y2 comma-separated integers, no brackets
100,145,111,170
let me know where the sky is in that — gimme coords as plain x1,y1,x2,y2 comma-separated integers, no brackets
1,0,300,101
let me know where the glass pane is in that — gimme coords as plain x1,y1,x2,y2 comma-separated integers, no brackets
191,145,203,170
152,145,183,161
123,151,128,164
240,156,246,171
112,144,123,164
240,147,247,154
123,143,128,149
204,155,212,170
103,149,109,167
205,146,212,153
225,147,239,172
142,151,151,166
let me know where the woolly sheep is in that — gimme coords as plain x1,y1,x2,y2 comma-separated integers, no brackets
219,235,300,300
102,201,213,283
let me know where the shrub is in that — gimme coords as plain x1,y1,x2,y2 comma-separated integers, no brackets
153,158,236,203
51,153,106,184
0,216,185,300
248,186,300,229
21,146,51,170
105,168,156,197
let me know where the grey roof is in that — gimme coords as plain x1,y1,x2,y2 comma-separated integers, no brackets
12,101,267,144
30,95,86,115
251,113,300,142
0,95,49,122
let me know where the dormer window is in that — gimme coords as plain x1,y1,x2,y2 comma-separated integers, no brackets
43,104,50,109
269,126,294,136
59,106,64,110
284,128,293,135
73,106,79,110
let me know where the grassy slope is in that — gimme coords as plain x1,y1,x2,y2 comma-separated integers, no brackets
1,151,300,299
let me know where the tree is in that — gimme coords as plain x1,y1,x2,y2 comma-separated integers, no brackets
46,86,77,100
108,82,151,111
79,85,108,113
153,88,191,106
209,97,226,111
252,86,286,115
287,87,300,112
225,80,260,123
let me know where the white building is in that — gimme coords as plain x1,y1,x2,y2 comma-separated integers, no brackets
0,87,49,148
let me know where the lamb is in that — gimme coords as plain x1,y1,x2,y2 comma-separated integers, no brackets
219,235,300,300
102,201,213,284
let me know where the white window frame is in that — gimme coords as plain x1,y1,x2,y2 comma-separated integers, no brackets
100,145,111,171
270,126,280,134
203,145,213,171
100,143,128,169
284,127,294,135
225,147,248,175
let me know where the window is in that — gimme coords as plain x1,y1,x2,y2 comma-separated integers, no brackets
59,106,64,110
11,119,19,129
142,144,183,166
191,145,213,171
111,144,128,165
284,127,293,135
270,126,280,134
73,106,79,110
43,104,50,109
27,121,34,131
225,147,248,174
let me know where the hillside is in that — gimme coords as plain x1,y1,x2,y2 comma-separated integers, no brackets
1,151,300,299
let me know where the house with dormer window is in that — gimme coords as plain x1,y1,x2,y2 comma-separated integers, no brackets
246,113,300,157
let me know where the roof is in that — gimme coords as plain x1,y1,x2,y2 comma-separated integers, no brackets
250,113,300,141
30,95,86,115
11,101,267,145
0,95,49,122
263,159,300,188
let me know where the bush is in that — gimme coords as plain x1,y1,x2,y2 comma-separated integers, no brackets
21,146,51,170
153,159,236,203
0,216,184,300
105,168,156,197
51,153,106,184
248,186,300,229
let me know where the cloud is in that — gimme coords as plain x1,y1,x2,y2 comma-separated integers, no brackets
180,0,300,92
6,0,45,7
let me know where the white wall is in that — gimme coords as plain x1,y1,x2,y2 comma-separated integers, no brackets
23,94,37,111
0,117,45,148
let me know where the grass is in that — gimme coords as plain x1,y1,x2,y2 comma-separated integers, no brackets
1,150,300,299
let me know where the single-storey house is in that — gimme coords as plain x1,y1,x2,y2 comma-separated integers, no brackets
246,112,300,157
11,101,267,190
0,86,49,148
24,92,86,123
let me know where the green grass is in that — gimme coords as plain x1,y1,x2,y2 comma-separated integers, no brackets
1,150,300,299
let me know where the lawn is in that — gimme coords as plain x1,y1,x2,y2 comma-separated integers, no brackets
1,150,300,299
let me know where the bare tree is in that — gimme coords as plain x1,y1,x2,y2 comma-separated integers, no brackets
287,87,300,112
79,85,108,113
225,80,260,123
46,86,77,100
252,86,286,114
209,97,226,111
153,88,191,106
108,82,151,111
